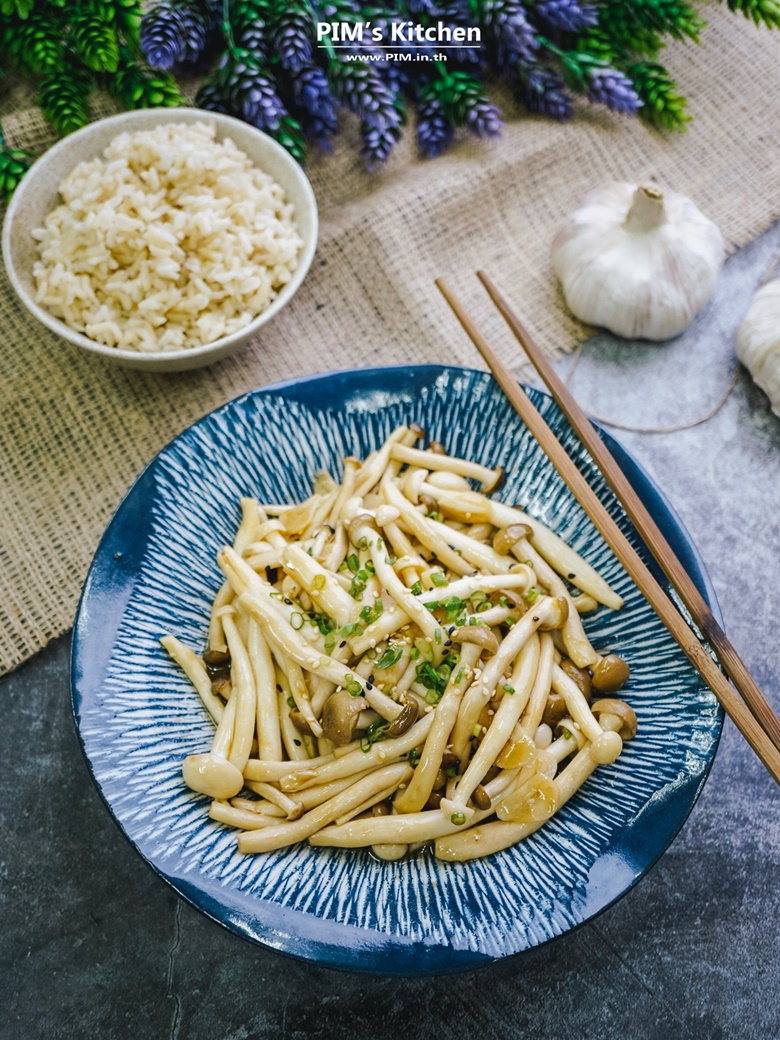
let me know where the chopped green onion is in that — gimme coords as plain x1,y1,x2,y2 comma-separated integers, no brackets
410,581,422,596
290,612,304,630
384,555,397,566
376,645,403,670
430,571,448,587
454,667,465,684
503,684,515,695
524,586,540,605
360,718,390,752
313,574,326,591
347,554,360,573
471,723,482,738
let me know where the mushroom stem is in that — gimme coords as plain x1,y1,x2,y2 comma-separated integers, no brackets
380,479,475,577
550,662,603,744
449,635,540,811
278,713,434,792
247,620,283,761
236,762,414,854
448,596,567,765
181,694,244,800
221,612,258,771
389,443,503,491
392,643,481,815
160,635,225,724
433,713,625,861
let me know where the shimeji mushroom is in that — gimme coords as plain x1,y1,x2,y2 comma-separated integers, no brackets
379,480,475,577
309,768,518,850
181,693,244,801
277,713,434,793
392,643,482,814
160,635,226,724
419,485,623,611
447,595,569,768
321,687,368,745
493,523,602,670
434,709,631,862
348,513,446,647
350,570,534,656
220,610,258,771
236,762,414,854
446,634,541,815
388,443,504,492
591,654,631,693
246,619,283,761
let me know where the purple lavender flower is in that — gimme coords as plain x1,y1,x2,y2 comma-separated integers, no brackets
140,3,190,70
480,0,539,62
587,67,642,114
291,63,339,122
273,7,315,72
360,120,401,171
535,0,598,34
303,111,339,151
195,80,232,115
220,52,287,131
232,0,271,58
522,66,572,121
465,96,502,137
416,95,455,159
330,61,402,129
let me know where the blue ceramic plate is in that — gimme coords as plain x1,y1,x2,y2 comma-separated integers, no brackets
71,365,723,975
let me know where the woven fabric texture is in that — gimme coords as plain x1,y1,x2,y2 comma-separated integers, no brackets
1,6,779,672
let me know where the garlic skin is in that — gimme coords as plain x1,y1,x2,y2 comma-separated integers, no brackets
736,280,780,418
552,182,725,340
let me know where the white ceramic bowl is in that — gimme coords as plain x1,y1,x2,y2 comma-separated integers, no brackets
2,108,318,372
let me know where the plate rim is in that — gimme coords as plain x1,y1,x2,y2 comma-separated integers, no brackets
70,363,724,974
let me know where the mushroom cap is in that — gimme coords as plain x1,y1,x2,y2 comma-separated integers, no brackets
554,716,587,749
321,687,368,745
591,697,638,740
449,624,500,655
492,523,533,556
182,753,244,800
348,513,379,545
385,698,419,737
537,596,569,631
482,465,505,494
541,691,568,728
290,708,314,736
591,654,630,693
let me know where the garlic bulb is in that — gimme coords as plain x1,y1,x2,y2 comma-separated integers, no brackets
551,182,725,340
736,280,780,417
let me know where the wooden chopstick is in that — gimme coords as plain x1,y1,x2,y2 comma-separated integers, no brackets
476,269,780,757
435,276,780,788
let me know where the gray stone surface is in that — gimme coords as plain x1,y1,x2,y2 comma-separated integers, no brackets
2,222,780,1040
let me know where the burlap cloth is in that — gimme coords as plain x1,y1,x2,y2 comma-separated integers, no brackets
1,6,779,673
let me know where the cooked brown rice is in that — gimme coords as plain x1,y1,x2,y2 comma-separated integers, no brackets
32,121,304,353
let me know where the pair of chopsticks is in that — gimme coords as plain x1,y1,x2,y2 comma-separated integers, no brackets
436,273,780,787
